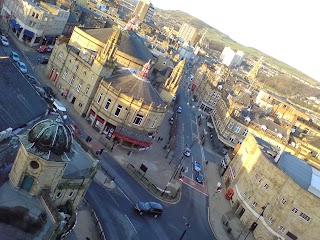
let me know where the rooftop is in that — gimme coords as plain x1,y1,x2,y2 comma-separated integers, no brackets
0,57,48,131
105,69,165,106
256,137,320,198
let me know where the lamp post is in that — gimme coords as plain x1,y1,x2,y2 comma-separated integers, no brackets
178,222,191,240
243,203,269,240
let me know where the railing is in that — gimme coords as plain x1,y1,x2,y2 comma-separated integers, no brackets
126,163,180,202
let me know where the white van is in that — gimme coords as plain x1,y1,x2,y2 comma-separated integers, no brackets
52,99,67,119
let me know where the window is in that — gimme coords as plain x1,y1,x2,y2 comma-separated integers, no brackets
299,213,311,222
152,118,158,128
264,184,269,189
97,93,103,104
62,70,68,80
243,191,247,195
77,83,82,92
79,103,83,107
104,99,111,110
234,125,241,133
258,179,262,183
268,217,274,224
69,75,75,85
243,129,248,136
69,191,74,197
291,208,298,214
238,140,243,144
278,226,285,233
228,122,234,129
280,199,286,205
252,201,257,208
254,173,258,179
56,192,62,199
133,114,144,125
85,86,90,95
114,105,122,116
229,136,235,142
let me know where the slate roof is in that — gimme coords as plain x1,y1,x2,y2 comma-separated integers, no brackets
106,69,165,106
252,117,288,138
80,28,152,63
0,58,48,131
256,137,313,191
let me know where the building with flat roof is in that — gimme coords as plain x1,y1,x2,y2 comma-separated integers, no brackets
177,23,198,46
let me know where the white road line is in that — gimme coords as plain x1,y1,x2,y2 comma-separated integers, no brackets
105,189,119,207
118,187,133,204
125,214,138,235
182,180,208,196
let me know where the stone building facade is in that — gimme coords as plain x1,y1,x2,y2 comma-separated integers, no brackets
9,117,98,223
225,134,320,240
1,0,69,46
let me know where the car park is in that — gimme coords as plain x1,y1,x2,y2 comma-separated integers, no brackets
196,172,204,184
16,61,27,73
177,106,182,113
135,201,163,218
184,147,191,157
38,57,49,64
10,52,19,62
193,161,202,172
1,35,9,46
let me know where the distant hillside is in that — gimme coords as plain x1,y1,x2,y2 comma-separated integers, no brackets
154,9,320,89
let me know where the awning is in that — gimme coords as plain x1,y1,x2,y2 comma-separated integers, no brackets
9,19,16,26
45,35,52,41
23,29,34,37
14,24,21,30
113,132,151,147
113,124,152,147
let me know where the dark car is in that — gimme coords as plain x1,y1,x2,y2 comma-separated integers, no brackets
135,201,163,218
196,172,204,184
38,57,49,64
25,74,37,85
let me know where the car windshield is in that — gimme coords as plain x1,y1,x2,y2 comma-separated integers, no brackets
197,173,203,180
20,64,26,69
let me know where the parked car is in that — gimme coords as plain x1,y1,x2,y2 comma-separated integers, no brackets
193,161,202,172
38,45,53,53
43,85,55,99
177,106,182,113
184,147,191,157
196,172,204,184
10,51,19,62
26,74,37,85
1,35,9,46
38,57,49,64
16,61,27,73
135,201,163,218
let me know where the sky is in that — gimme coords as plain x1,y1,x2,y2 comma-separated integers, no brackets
151,0,320,81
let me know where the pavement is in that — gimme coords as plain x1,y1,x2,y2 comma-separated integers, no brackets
4,22,255,240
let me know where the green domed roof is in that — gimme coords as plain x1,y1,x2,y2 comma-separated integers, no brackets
28,117,72,155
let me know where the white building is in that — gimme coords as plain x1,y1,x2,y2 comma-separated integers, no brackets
220,47,245,67
1,0,69,46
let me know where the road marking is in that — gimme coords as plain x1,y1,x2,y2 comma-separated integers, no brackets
118,187,133,204
182,175,208,196
125,214,138,235
105,188,119,207
71,147,78,154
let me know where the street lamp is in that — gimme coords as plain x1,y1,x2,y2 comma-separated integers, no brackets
243,203,269,240
178,222,191,240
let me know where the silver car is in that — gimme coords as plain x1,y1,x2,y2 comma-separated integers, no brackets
16,61,27,74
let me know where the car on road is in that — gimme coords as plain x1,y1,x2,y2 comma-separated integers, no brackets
184,147,191,157
196,172,204,184
38,57,49,64
177,106,182,113
16,61,27,73
193,161,202,172
38,45,54,53
135,201,163,218
1,35,9,46
10,51,19,62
